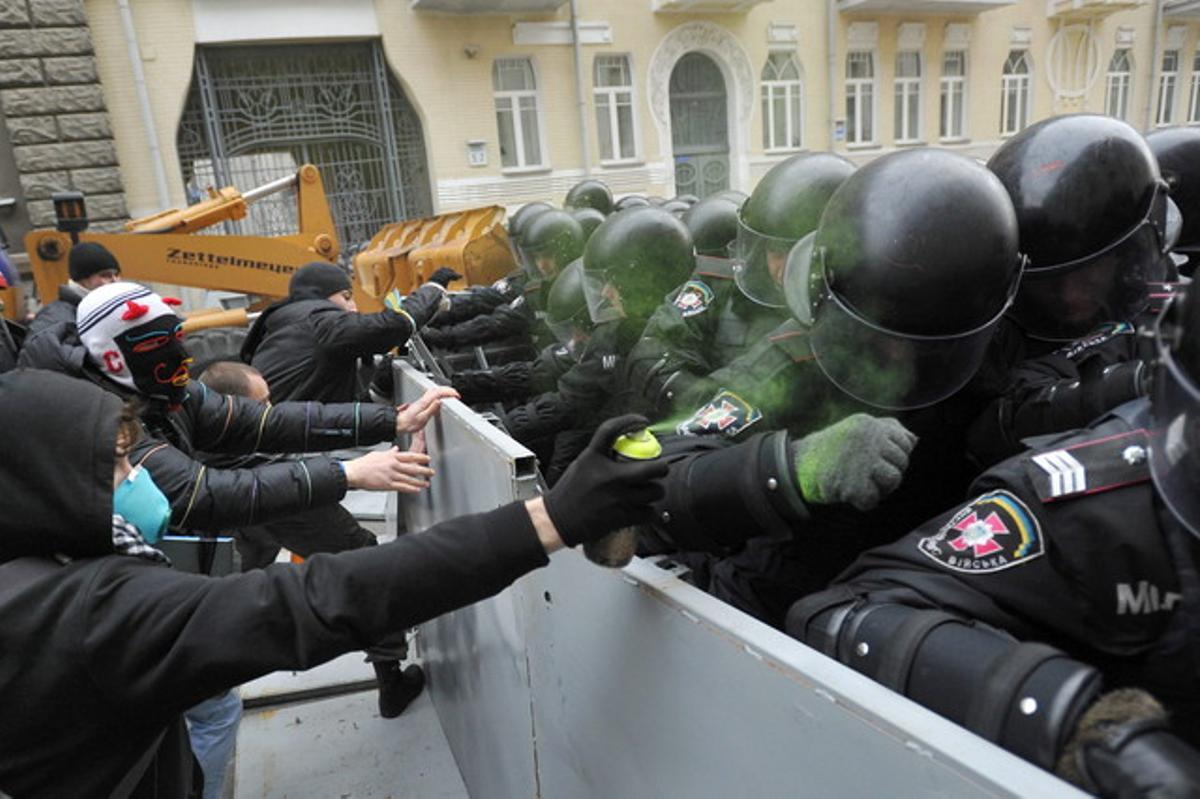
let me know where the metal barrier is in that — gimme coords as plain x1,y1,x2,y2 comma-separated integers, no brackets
397,361,1084,799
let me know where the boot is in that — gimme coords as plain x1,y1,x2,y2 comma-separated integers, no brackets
373,660,425,719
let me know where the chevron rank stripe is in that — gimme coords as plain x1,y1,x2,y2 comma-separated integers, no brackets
1031,449,1087,498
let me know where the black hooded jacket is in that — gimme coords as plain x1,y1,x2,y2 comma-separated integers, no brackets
18,321,398,532
241,282,446,403
0,369,549,798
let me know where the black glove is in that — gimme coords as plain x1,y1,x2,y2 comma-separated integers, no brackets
1058,688,1200,798
543,414,668,547
401,283,448,330
428,267,463,288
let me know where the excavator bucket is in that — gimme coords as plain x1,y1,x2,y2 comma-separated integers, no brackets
351,205,514,312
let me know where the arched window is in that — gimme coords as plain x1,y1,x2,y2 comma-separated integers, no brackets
1000,50,1030,136
1106,49,1132,121
761,51,804,151
594,55,637,162
175,41,431,248
493,58,544,169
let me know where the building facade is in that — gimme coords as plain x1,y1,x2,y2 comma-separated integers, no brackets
3,0,1200,265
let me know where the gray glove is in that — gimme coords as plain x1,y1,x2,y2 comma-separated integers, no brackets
790,413,918,511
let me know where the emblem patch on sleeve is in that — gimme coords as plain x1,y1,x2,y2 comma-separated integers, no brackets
673,280,715,318
917,490,1044,574
676,389,763,438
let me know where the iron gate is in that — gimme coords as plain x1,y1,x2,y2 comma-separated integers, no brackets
669,52,729,199
176,42,432,253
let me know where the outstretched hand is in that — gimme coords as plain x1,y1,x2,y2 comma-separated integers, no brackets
343,447,435,494
395,386,460,435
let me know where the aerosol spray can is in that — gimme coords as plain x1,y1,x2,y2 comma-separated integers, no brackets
583,428,662,568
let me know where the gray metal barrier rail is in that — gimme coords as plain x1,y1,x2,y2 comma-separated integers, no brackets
397,361,1083,799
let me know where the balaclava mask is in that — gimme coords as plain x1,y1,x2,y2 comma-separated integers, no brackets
77,282,191,408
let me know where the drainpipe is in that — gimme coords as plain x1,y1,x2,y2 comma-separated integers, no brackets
117,0,172,209
1146,0,1165,130
826,0,838,150
569,0,592,176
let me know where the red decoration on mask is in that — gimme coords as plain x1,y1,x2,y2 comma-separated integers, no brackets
162,297,182,307
102,350,124,373
121,300,150,321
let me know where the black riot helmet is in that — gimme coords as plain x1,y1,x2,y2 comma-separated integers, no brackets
519,210,585,281
614,195,651,211
988,114,1169,342
735,153,856,308
682,196,740,257
545,258,591,355
582,207,695,327
1146,126,1200,256
507,202,553,245
565,179,614,215
570,207,606,242
673,193,700,206
1149,286,1200,539
784,149,1023,411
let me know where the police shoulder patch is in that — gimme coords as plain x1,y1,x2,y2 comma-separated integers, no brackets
673,280,715,318
918,490,1044,574
676,388,763,438
1024,428,1150,503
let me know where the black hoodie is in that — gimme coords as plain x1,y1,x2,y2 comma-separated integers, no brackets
0,369,548,797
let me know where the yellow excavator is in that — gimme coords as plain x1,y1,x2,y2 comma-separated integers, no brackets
14,164,516,337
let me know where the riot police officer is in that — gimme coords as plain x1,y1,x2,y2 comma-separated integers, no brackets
564,178,613,216
785,284,1200,797
640,149,1025,628
448,258,588,408
429,201,552,328
422,208,584,351
1147,125,1200,276
967,115,1176,467
625,153,855,420
500,207,694,475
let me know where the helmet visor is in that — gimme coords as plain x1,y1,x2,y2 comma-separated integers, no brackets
1008,221,1167,342
519,242,569,282
1149,315,1200,539
732,216,795,308
582,268,625,324
781,232,818,327
808,268,1001,410
1010,183,1169,342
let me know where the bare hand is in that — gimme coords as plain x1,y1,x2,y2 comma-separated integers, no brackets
343,447,435,494
395,386,460,435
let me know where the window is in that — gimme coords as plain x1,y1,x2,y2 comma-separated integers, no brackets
1106,49,1132,121
846,51,875,145
940,51,967,140
894,51,922,143
594,55,636,162
1189,50,1200,123
1157,50,1179,126
761,51,804,151
492,58,543,169
1000,50,1031,136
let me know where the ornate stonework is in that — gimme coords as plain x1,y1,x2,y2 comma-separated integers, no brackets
648,21,754,129
646,21,754,192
